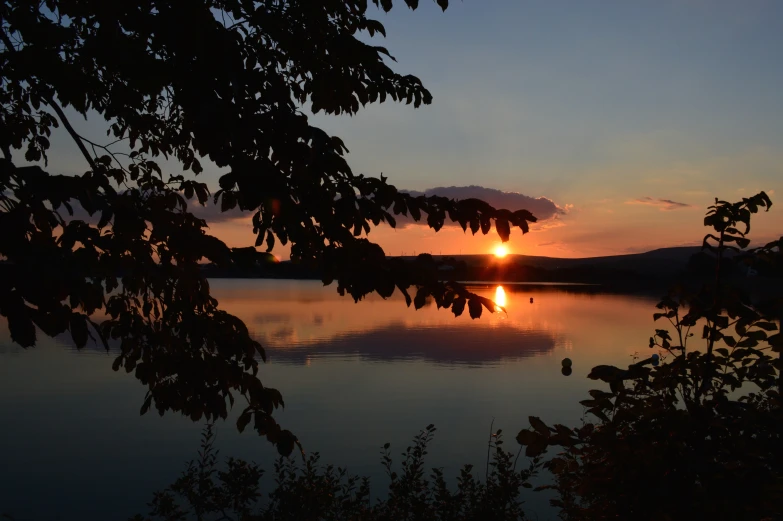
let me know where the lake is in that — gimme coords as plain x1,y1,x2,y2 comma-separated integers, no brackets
0,279,663,520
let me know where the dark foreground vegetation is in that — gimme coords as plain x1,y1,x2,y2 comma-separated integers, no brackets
130,423,539,521
1,0,533,458
2,1,781,520
130,195,782,521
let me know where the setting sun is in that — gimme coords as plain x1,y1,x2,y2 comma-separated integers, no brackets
494,245,509,258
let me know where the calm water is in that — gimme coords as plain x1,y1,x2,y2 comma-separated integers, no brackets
0,280,661,521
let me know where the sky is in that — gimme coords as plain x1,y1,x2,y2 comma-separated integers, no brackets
34,0,783,258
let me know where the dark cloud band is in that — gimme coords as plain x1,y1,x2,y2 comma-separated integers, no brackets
189,185,566,225
626,197,692,211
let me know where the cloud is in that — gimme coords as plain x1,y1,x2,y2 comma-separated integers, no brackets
190,185,567,226
531,218,566,232
626,197,692,211
404,185,566,223
190,201,248,223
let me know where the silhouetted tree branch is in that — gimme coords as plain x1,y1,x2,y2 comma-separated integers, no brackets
0,0,537,454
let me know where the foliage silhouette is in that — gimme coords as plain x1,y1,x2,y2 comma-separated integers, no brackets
102,194,780,521
0,0,536,454
515,192,782,521
130,423,539,521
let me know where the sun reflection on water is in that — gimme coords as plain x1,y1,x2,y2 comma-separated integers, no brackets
494,285,507,310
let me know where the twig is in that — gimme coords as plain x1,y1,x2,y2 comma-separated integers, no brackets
79,133,130,173
485,418,494,483
512,445,523,472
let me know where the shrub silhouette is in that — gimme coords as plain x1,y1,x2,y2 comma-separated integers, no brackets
130,423,539,521
516,192,782,521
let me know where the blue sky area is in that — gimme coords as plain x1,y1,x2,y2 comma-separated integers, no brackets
36,0,783,256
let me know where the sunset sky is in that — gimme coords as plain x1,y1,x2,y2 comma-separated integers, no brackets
38,0,782,258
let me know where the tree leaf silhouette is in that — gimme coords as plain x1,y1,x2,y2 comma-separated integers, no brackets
0,0,536,454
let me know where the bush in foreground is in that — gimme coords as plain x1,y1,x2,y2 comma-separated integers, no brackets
130,423,539,521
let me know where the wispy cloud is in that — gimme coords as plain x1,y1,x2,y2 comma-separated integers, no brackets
530,218,567,232
626,197,692,211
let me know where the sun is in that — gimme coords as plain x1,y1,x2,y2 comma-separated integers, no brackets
493,245,509,258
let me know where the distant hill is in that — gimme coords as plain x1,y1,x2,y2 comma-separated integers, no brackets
202,246,706,289
405,246,703,278
201,245,783,292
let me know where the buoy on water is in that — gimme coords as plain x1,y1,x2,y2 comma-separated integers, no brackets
530,297,534,304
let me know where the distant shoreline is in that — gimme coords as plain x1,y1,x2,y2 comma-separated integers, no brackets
202,244,782,297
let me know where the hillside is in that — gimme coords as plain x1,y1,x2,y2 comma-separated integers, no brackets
407,246,703,279
202,246,706,289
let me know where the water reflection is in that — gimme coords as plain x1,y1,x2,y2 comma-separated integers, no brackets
0,281,654,369
215,281,574,365
268,322,557,365
494,285,507,309
208,281,655,367
0,279,660,521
